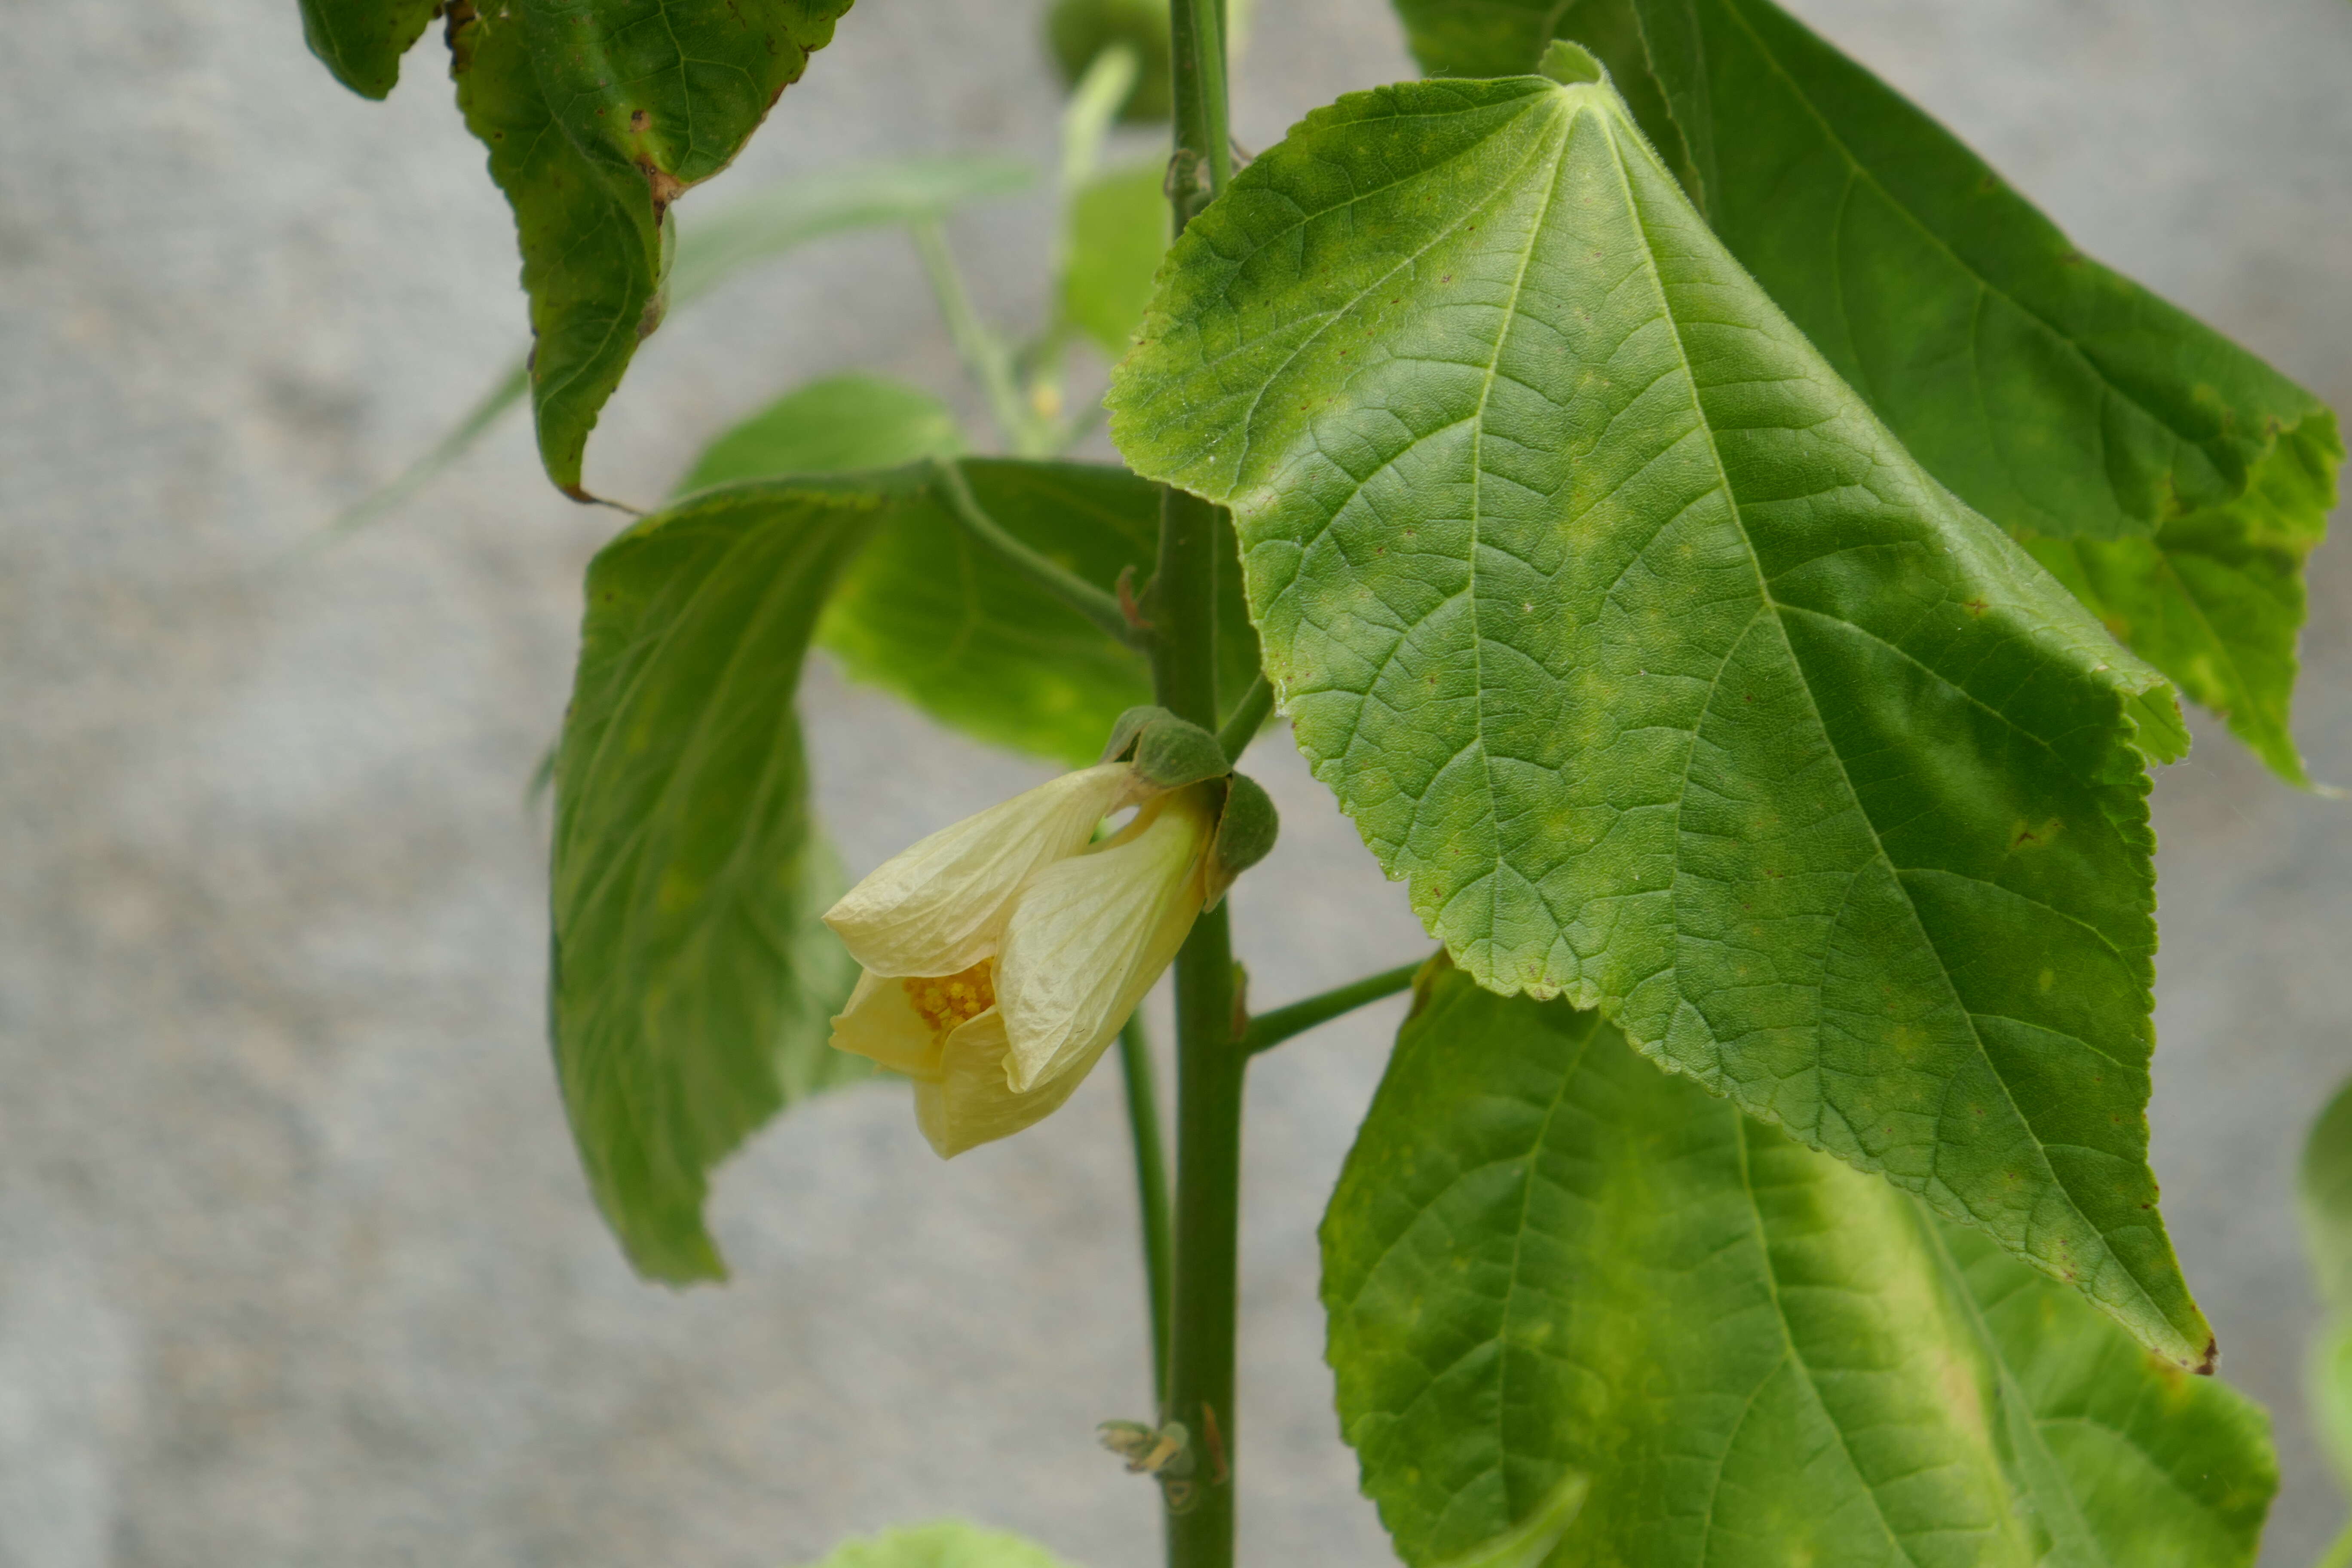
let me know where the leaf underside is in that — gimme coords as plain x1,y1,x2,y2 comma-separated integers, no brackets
674,373,1259,766
1324,964,2275,1568
1396,0,2340,782
1109,72,2210,1364
551,480,880,1282
300,0,439,98
451,0,856,496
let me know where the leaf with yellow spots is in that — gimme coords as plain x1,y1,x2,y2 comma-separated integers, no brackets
1110,63,2210,1363
1323,964,2276,1568
451,0,859,496
1393,0,2339,784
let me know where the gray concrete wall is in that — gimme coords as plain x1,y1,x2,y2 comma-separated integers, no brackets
3,0,2348,1563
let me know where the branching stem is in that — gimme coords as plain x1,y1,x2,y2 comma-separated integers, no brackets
910,219,1050,455
927,457,1141,649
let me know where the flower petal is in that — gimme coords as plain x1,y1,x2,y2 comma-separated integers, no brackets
914,1007,1112,1158
824,763,1141,977
994,784,1215,1094
829,970,946,1081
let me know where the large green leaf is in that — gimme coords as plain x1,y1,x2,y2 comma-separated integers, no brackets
299,0,438,98
450,0,854,498
329,155,1030,535
1395,0,2341,783
802,1520,1078,1568
1109,67,2211,1363
2301,1078,2352,1528
822,459,1260,768
551,480,880,1281
1325,962,2276,1568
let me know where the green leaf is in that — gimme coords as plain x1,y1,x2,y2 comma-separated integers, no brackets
1109,73,2211,1363
551,480,881,1281
1062,159,1170,359
1397,0,2341,783
821,459,1259,767
451,4,670,502
299,0,438,98
2022,428,2335,786
802,1519,1078,1568
524,0,853,190
1324,962,2277,1568
2302,1078,2352,1503
449,0,855,498
329,155,1030,534
674,374,967,495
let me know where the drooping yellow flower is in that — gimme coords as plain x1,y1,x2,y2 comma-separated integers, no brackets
825,763,1219,1156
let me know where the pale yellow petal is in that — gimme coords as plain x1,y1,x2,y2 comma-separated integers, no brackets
993,784,1215,1094
913,1007,1112,1158
828,969,946,1081
824,763,1140,977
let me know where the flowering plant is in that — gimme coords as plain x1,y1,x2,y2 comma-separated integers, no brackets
300,1,2346,1564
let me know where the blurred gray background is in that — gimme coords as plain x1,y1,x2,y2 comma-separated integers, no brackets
3,0,2349,1563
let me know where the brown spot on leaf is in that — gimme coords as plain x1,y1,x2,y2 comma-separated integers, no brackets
629,108,649,132
640,162,686,221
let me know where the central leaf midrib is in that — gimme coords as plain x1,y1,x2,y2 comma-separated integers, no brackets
1588,105,2173,1348
1727,1115,1936,1568
1461,96,1577,967
1910,1204,2114,1568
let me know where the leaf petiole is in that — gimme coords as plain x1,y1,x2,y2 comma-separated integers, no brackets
1240,960,1425,1057
1214,674,1273,761
1118,1017,1175,1408
925,457,1143,650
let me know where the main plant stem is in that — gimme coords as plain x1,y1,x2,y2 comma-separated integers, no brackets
1156,484,1242,1567
1160,4,1238,1561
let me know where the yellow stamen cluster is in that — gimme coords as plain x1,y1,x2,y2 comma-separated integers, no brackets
904,960,997,1040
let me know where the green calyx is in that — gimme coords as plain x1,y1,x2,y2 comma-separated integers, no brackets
1207,772,1277,901
1101,704,1230,789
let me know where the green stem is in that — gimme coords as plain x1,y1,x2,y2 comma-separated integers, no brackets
1159,5,1240,1561
1215,674,1273,762
1118,1017,1174,1407
1167,0,1232,234
1240,959,1425,1056
927,458,1141,649
910,219,1043,454
1156,498,1242,1565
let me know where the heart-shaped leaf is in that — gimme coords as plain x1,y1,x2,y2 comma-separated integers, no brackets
1110,67,2209,1364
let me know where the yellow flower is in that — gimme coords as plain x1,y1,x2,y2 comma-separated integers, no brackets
825,763,1219,1156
